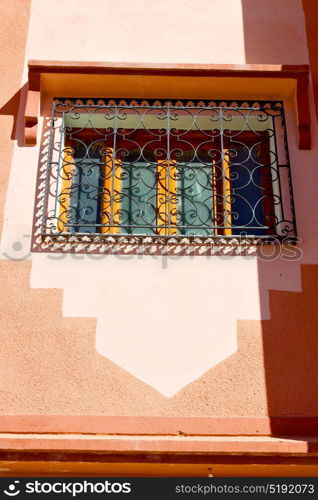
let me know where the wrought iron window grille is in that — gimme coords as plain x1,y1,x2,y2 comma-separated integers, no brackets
41,98,297,246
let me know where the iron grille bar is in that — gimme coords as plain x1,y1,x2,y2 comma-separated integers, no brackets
41,98,296,242
167,103,171,236
110,108,118,232
41,100,56,235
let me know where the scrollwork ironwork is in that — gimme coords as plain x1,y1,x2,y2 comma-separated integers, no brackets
40,98,296,243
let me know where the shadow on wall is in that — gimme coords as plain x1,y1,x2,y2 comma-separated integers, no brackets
241,0,307,64
242,0,318,433
0,83,28,145
258,261,318,432
301,0,318,121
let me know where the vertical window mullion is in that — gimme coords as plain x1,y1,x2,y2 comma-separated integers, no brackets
56,112,67,232
110,108,118,233
220,109,232,236
100,147,115,233
167,105,170,236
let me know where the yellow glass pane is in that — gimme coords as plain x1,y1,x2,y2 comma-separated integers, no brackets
100,147,122,234
223,149,232,236
57,147,73,233
156,160,177,235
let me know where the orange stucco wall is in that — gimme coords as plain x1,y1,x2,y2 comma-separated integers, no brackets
0,0,31,235
0,0,318,433
1,259,318,419
0,260,267,416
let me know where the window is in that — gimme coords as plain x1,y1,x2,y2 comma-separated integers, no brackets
42,98,296,242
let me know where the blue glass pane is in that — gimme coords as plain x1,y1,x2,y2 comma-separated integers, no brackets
229,146,269,236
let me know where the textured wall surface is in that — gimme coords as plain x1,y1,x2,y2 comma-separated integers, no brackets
0,0,317,417
0,0,31,235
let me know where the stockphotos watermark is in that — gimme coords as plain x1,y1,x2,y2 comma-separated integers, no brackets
2,234,303,265
3,480,131,497
1,478,317,498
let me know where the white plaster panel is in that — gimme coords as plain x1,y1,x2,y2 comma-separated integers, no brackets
0,0,316,396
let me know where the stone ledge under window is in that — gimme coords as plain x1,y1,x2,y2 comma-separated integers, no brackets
31,234,298,257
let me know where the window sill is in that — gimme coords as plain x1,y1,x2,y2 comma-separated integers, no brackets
32,233,299,257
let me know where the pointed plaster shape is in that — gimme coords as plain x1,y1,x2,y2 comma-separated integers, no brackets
32,255,263,396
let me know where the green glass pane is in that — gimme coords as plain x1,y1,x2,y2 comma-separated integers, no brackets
119,162,157,235
178,163,213,236
70,159,101,233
